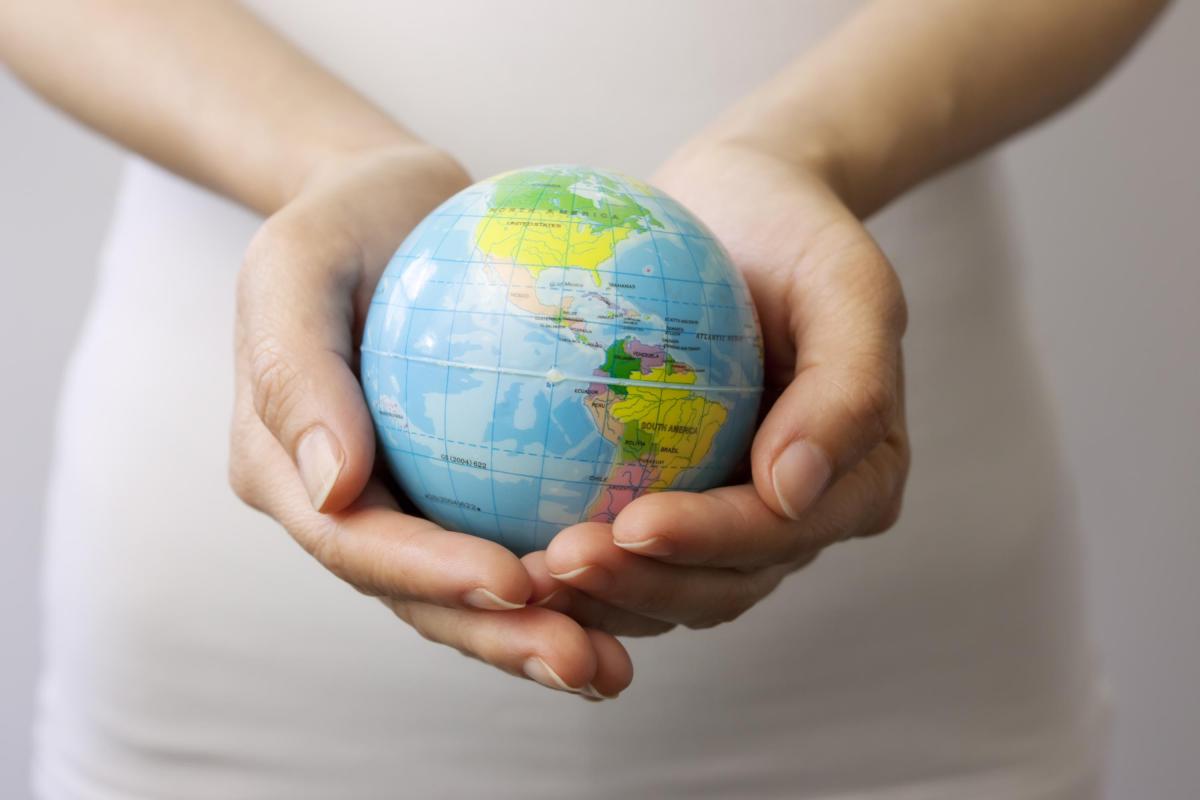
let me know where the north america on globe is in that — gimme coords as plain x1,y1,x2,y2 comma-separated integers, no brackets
361,165,763,554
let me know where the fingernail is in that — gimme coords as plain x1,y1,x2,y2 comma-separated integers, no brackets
464,587,526,611
583,683,618,700
531,589,561,607
523,657,583,693
613,536,673,557
771,440,832,520
548,565,613,591
296,425,344,511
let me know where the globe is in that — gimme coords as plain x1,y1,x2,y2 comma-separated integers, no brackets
361,165,764,555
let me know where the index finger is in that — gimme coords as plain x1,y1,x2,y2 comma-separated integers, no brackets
317,482,536,610
232,396,533,611
612,437,907,569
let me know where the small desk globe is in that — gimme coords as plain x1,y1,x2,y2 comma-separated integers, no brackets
361,165,763,555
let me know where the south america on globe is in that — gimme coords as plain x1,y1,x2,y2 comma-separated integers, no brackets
360,165,763,555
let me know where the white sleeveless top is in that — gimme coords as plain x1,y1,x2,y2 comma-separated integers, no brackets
33,2,1109,797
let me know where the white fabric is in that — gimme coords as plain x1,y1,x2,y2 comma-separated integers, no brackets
33,2,1109,797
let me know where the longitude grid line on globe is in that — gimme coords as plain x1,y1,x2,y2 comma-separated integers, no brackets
437,187,485,541
400,195,477,541
651,185,734,475
494,172,559,540
677,231,717,470
471,176,531,544
577,185,616,476
645,225,678,498
480,214,511,544
530,175,579,533
588,180,631,485
595,179,635,494
473,173,533,544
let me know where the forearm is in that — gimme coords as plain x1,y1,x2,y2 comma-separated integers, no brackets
710,0,1169,217
0,0,414,214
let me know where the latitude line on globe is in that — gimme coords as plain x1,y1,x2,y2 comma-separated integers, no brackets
361,349,763,394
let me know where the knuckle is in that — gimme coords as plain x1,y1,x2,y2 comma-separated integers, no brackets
308,522,368,595
236,220,291,310
685,580,761,631
856,448,908,537
626,579,677,618
779,531,814,566
840,364,897,444
878,270,909,338
874,496,904,534
875,442,910,534
384,596,414,626
625,620,677,638
246,335,306,440
242,215,302,271
393,601,441,644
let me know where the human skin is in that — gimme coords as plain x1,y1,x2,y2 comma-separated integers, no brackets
1,1,1169,695
524,0,1170,634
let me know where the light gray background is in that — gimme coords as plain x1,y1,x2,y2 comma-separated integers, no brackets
2,5,1197,797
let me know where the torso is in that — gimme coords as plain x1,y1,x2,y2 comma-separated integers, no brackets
33,3,1107,797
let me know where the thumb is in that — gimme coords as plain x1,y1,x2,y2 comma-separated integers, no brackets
751,249,907,520
236,222,376,513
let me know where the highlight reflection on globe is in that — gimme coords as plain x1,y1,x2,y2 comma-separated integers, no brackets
361,165,763,554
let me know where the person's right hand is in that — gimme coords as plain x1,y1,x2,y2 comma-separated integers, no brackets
229,144,631,700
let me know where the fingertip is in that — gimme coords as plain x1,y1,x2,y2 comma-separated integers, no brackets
476,550,535,611
417,528,532,610
611,492,674,544
544,523,613,575
612,492,719,562
463,587,526,611
583,628,633,699
520,550,564,606
523,608,598,691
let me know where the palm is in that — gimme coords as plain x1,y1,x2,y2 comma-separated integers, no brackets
528,144,911,636
653,143,907,480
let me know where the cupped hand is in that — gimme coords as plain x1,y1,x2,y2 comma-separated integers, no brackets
529,141,909,633
229,144,631,698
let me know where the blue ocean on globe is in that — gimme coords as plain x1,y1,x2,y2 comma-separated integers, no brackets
361,165,763,554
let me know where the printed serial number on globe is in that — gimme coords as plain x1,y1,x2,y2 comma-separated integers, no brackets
361,165,763,554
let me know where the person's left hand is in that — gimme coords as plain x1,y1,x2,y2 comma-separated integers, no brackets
523,140,910,634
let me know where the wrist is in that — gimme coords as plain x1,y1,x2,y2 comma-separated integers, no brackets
272,141,471,266
697,75,885,218
274,130,429,210
673,121,854,214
